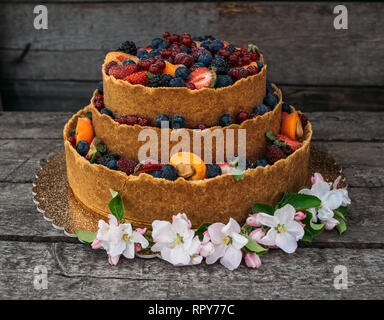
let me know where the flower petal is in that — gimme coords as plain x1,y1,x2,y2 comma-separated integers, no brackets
222,218,241,235
256,212,278,228
207,223,226,244
231,233,248,250
322,191,343,211
108,214,119,227
171,215,190,235
317,206,334,221
151,220,174,243
285,221,305,241
220,246,242,271
275,232,298,253
274,204,296,225
122,241,135,259
311,181,331,200
131,232,149,249
258,228,277,246
205,244,226,264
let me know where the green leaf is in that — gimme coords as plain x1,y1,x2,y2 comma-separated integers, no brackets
85,112,92,120
195,222,212,241
278,193,321,210
243,234,268,256
337,205,349,217
75,230,96,244
252,203,275,215
231,167,244,181
300,210,324,242
108,189,124,222
335,216,347,235
265,131,276,142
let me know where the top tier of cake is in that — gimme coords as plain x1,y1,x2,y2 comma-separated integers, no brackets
101,33,267,128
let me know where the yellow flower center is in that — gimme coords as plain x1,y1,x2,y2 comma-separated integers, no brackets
276,224,285,233
173,233,183,247
122,234,130,242
222,236,232,245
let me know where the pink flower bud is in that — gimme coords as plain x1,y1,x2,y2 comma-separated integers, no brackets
311,172,324,185
246,214,261,227
200,242,215,258
108,254,120,266
91,239,102,250
295,211,306,221
298,222,306,229
135,227,147,235
324,217,339,231
244,253,262,269
135,243,142,253
202,230,211,243
249,228,265,242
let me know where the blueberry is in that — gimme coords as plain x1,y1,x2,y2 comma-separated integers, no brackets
256,61,264,72
200,40,212,52
282,103,292,113
215,75,233,88
158,41,170,50
210,40,224,54
169,77,186,87
97,81,103,95
266,80,275,95
161,164,177,181
136,49,149,59
253,104,271,116
155,114,170,128
191,63,205,69
171,115,186,129
71,129,76,137
192,36,204,41
263,94,279,108
151,38,163,49
149,49,161,58
122,58,137,65
76,140,89,157
100,108,114,118
206,164,222,178
198,54,212,67
106,160,118,170
149,170,162,178
175,67,190,81
254,159,268,167
219,114,233,127
180,45,191,54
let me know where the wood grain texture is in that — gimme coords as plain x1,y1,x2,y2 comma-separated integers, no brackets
0,241,383,299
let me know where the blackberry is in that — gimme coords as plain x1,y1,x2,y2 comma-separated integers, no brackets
175,67,190,81
206,164,222,178
226,46,236,53
95,153,120,166
148,74,173,88
106,160,118,170
149,170,162,178
211,56,229,74
263,94,279,108
117,41,137,55
203,35,215,41
156,114,170,128
76,140,89,157
215,75,233,88
97,81,103,95
253,104,271,116
100,108,114,118
161,165,177,181
282,103,292,113
219,114,233,127
171,115,186,129
169,77,186,87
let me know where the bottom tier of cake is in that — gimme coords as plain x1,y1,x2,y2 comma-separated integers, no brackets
64,108,312,228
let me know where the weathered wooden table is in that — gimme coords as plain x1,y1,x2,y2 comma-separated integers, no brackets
0,111,383,300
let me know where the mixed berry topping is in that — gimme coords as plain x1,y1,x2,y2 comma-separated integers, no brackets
105,33,263,89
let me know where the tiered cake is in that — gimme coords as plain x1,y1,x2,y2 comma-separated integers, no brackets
63,33,312,228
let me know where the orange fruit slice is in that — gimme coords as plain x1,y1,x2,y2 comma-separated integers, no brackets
163,61,178,76
170,152,206,180
105,52,139,65
281,112,303,141
243,61,258,69
75,117,94,145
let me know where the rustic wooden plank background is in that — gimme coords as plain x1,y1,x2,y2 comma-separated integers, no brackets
0,1,383,111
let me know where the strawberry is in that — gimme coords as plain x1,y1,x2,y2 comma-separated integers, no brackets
187,67,216,89
281,112,289,124
138,46,152,53
85,137,107,163
134,159,165,174
124,72,149,86
109,64,138,80
276,134,303,152
217,162,232,175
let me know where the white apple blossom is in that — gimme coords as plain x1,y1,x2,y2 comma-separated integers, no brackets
205,218,248,271
256,204,304,254
151,213,202,266
332,176,351,207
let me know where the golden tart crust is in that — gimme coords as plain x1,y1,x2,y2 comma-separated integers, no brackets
90,86,282,162
63,107,312,228
102,64,267,128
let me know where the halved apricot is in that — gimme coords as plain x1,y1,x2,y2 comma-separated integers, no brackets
170,152,206,180
105,52,139,65
243,61,258,69
75,117,94,145
281,111,303,141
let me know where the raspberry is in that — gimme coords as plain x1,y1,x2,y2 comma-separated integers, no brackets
299,113,308,128
249,50,260,61
173,53,193,67
191,47,211,60
228,54,240,67
217,47,232,59
126,115,139,125
186,82,196,90
197,123,207,130
236,110,249,124
105,61,118,75
148,65,162,74
117,159,137,175
163,31,171,38
109,64,138,80
138,59,152,71
160,49,172,59
229,67,249,81
181,37,193,47
170,34,181,43
67,136,76,146
94,93,103,104
241,54,252,66
247,65,259,76
138,116,151,126
115,117,127,125
266,145,287,164
94,100,104,111
124,72,149,86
